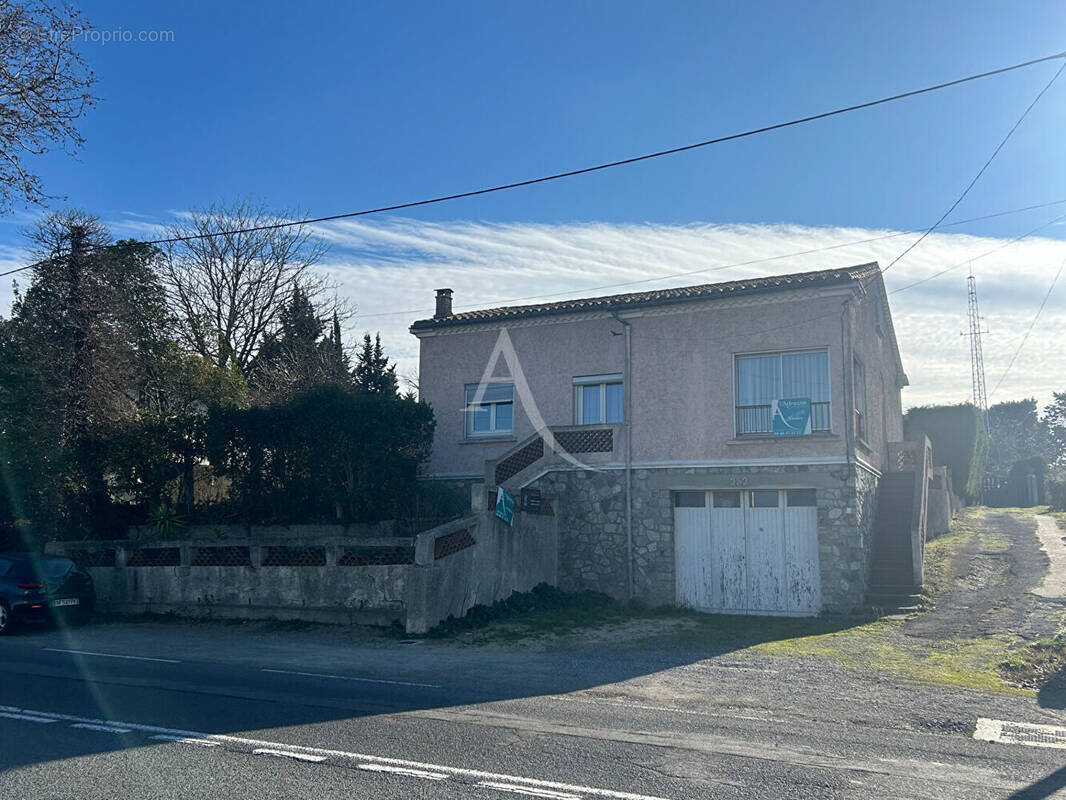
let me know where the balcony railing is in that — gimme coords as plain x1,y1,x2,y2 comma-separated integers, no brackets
735,401,831,435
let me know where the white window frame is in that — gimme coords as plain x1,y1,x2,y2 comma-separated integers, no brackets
464,381,514,438
731,347,832,437
572,373,623,425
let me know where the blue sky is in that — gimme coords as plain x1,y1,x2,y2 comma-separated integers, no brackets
2,1,1065,407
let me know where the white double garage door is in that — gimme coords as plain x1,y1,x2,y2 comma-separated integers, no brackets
673,489,821,616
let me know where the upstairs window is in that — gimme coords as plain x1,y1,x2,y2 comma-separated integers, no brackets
573,374,623,425
853,357,868,443
465,382,514,437
735,349,830,435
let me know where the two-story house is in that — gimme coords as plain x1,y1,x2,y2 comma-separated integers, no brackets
410,263,910,614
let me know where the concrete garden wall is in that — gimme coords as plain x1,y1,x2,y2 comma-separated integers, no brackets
406,507,558,633
47,509,558,633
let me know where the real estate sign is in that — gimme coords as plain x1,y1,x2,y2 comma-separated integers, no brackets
495,487,516,525
772,397,812,436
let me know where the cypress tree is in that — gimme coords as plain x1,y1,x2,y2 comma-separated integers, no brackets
352,333,398,396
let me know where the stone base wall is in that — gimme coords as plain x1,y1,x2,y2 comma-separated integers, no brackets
531,462,881,613
529,469,654,602
820,463,879,612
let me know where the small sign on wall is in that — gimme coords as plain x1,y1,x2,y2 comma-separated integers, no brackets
520,488,542,514
772,397,811,436
495,487,516,526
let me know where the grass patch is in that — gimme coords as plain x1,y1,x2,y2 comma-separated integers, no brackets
422,584,873,648
1000,637,1066,690
922,513,978,602
419,584,682,642
754,618,1024,692
990,505,1050,516
754,509,1032,693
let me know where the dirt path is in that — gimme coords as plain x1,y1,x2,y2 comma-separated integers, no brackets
904,509,1057,643
743,508,1066,694
1033,514,1066,599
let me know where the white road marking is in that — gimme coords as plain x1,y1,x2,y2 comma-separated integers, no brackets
0,712,57,723
70,723,132,734
975,717,1066,749
357,763,448,780
479,781,583,799
44,648,181,664
253,748,328,763
7,704,670,800
974,718,1003,742
150,735,218,747
260,667,441,688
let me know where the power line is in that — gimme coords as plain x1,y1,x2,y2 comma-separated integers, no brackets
642,219,1066,349
1,49,1063,281
880,59,1066,276
887,212,1066,295
351,199,1066,320
988,254,1066,399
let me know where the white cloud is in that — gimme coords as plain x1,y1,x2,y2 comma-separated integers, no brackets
309,217,1066,410
3,214,1064,410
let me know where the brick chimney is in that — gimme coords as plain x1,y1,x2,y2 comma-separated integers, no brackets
434,288,453,319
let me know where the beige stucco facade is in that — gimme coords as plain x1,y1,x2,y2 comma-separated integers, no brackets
411,265,911,614
414,277,905,480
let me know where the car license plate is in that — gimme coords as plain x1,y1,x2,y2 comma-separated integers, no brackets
50,598,79,608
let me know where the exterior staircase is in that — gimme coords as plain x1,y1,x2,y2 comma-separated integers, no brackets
866,439,932,612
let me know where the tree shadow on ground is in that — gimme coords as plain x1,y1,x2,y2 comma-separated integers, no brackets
0,608,868,777
1037,665,1066,709
1009,764,1066,800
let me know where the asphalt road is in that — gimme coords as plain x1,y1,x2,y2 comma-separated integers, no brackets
2,620,1066,800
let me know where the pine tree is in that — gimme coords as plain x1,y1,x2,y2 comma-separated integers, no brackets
279,285,323,360
250,285,328,402
321,311,352,384
0,211,171,539
352,333,398,396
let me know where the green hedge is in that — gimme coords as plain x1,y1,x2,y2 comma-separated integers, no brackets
206,385,435,524
903,403,989,500
1048,468,1066,512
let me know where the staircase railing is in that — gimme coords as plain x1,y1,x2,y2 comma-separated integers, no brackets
487,423,624,489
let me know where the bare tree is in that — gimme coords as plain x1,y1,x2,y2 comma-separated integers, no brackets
398,370,419,397
160,199,342,375
0,1,97,210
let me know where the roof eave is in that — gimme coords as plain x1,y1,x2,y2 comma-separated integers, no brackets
410,265,878,333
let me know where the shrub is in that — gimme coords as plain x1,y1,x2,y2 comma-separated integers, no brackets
1048,468,1066,512
206,385,435,524
904,404,989,501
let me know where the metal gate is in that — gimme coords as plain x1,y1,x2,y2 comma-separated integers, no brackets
674,489,820,616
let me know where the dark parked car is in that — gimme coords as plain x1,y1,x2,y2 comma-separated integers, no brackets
0,553,94,635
